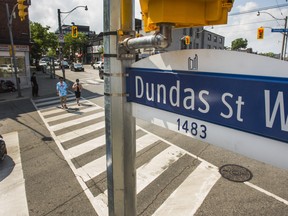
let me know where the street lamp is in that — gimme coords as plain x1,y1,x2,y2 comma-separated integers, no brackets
257,11,288,60
57,6,88,80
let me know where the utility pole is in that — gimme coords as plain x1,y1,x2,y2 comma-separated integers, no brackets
57,9,66,80
281,16,287,60
6,3,22,97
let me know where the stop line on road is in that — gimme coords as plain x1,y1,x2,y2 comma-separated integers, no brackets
32,95,288,215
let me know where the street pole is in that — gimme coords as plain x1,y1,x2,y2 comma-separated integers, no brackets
6,3,22,97
57,9,66,80
104,0,136,215
281,16,287,60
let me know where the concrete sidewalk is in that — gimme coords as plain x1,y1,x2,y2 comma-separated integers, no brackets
0,69,60,103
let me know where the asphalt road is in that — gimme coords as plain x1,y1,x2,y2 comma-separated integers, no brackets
0,65,288,216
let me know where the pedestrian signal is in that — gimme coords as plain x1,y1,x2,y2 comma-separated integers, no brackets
17,0,28,21
139,0,234,32
257,27,264,39
72,26,78,38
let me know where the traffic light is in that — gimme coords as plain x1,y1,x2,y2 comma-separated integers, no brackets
71,26,78,38
257,27,264,39
17,0,28,21
185,36,190,45
140,0,234,32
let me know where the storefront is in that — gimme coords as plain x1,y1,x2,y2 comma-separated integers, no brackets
0,44,31,89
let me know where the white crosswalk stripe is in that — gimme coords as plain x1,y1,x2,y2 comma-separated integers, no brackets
50,111,104,131
46,106,102,122
32,95,220,216
67,135,105,159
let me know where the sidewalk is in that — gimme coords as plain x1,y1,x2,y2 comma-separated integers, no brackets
0,69,60,103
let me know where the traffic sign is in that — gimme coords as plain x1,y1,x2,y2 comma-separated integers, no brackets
127,49,288,169
58,34,64,43
271,28,288,33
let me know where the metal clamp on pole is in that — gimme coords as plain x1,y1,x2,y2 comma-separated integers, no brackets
119,23,173,56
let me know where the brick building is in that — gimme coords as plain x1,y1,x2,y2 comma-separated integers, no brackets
0,0,31,88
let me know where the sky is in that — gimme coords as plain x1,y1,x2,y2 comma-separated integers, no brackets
28,0,288,55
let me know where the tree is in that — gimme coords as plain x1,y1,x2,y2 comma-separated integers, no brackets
30,22,58,64
231,38,248,50
63,32,88,62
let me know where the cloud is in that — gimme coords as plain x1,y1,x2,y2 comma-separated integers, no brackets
209,2,287,54
29,0,139,33
29,1,287,55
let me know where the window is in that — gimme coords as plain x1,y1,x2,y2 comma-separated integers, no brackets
219,37,223,44
214,36,217,42
0,57,26,78
208,34,211,41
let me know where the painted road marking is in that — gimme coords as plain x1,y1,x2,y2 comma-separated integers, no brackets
153,162,220,216
32,96,288,216
0,132,29,216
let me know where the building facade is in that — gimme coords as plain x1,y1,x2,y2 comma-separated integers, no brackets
166,27,225,51
0,0,31,88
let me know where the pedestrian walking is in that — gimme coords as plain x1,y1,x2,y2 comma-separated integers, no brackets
72,79,83,106
30,72,39,97
56,77,68,109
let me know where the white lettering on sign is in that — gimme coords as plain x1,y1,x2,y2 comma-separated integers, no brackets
135,76,246,122
198,90,210,113
265,90,288,132
220,93,245,122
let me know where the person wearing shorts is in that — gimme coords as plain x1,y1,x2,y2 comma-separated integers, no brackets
72,79,83,106
56,77,68,109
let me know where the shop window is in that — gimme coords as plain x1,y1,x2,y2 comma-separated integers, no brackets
0,56,26,78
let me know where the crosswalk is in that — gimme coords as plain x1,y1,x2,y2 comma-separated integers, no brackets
32,94,220,216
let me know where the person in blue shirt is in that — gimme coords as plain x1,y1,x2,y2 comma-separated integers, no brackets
56,77,68,109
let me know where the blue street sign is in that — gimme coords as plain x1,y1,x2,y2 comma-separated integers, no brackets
271,28,288,33
127,68,288,143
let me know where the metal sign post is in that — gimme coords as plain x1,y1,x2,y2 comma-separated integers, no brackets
104,0,136,215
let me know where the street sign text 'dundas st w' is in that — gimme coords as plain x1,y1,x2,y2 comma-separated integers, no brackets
126,49,288,170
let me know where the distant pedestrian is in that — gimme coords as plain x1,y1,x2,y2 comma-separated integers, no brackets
56,77,68,109
30,72,39,97
72,79,83,106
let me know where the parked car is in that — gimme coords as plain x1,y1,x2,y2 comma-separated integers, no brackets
70,62,84,72
0,64,12,73
93,61,103,69
0,135,7,161
60,61,69,69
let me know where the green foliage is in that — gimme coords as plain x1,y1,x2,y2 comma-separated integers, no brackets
231,38,248,50
259,52,277,58
30,22,58,62
30,22,89,64
63,32,88,62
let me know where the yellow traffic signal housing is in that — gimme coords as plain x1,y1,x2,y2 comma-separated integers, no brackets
17,0,28,21
257,27,264,39
185,36,190,45
71,26,78,38
140,0,234,32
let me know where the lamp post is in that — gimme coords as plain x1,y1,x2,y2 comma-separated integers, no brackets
257,11,288,60
57,6,88,80
5,3,22,97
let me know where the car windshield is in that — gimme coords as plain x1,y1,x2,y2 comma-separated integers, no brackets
75,63,82,66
